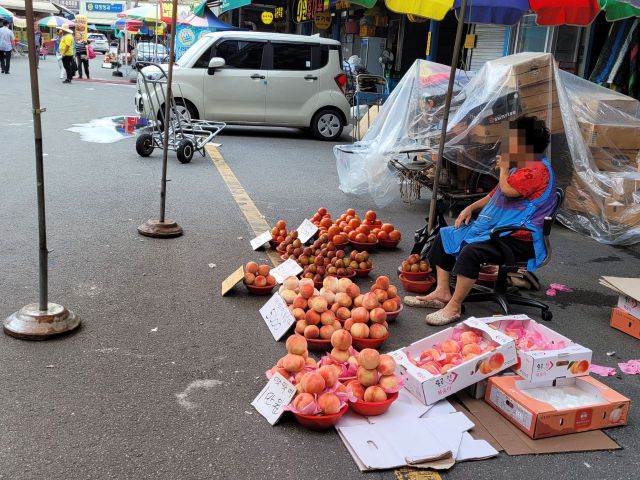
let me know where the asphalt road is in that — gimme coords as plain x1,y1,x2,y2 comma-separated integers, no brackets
0,57,639,480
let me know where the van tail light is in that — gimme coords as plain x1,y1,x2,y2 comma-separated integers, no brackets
334,73,347,95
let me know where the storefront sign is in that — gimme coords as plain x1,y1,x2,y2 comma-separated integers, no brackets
75,15,88,42
261,11,273,25
175,25,210,60
58,0,80,12
336,0,351,9
294,0,329,23
220,0,252,14
274,6,285,20
314,10,332,30
85,2,123,13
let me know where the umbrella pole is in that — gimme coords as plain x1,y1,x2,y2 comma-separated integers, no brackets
137,0,183,238
4,0,80,340
427,0,467,233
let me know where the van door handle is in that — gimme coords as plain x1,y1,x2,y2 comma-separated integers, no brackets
251,74,266,80
304,75,318,80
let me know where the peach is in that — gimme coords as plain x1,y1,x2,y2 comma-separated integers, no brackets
382,299,398,312
419,361,440,375
362,292,379,310
318,393,341,415
350,323,370,339
292,308,306,321
293,392,315,411
377,354,397,375
440,363,456,374
351,307,369,323
461,343,481,356
337,278,352,293
375,276,390,290
420,348,442,362
378,375,398,391
369,323,388,339
331,348,350,363
460,331,480,344
319,365,339,388
283,276,299,291
393,296,402,308
304,325,320,339
343,318,355,331
335,292,352,308
347,355,359,368
322,276,339,292
292,296,307,310
257,264,270,277
282,353,305,373
320,310,336,326
309,296,328,313
305,310,321,326
357,366,379,387
359,349,380,369
488,352,504,370
331,329,352,350
386,285,398,299
299,283,315,299
319,324,336,340
347,381,365,400
346,283,361,299
353,295,364,307
321,289,335,305
266,275,276,286
245,261,259,274
254,275,267,287
364,386,387,402
299,277,314,288
463,353,479,361
333,320,342,330
336,306,351,321
270,366,290,379
301,371,326,394
374,289,388,303
369,308,387,324
305,357,317,368
577,360,589,374
295,319,307,335
286,334,308,355
441,339,461,354
243,272,255,285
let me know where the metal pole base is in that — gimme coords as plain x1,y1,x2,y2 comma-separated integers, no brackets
137,218,183,238
4,303,80,340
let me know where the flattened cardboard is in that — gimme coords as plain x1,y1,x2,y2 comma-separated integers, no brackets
454,392,620,455
610,307,640,340
221,266,244,296
600,276,640,316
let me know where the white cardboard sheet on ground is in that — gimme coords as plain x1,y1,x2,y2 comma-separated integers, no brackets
271,259,303,284
250,231,272,250
296,219,319,244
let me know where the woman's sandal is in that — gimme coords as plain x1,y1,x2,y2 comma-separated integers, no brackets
425,309,462,326
403,296,447,309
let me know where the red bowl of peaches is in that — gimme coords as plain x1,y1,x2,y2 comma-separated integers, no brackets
243,262,277,295
399,273,436,294
398,254,431,281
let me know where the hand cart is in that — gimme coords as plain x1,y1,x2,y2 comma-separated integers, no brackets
134,63,225,164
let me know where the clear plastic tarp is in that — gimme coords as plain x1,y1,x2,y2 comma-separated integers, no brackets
335,52,640,245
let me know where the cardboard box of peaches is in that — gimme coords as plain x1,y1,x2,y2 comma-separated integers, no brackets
390,315,629,440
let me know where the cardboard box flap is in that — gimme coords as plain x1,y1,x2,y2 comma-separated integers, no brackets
454,392,620,455
600,276,640,301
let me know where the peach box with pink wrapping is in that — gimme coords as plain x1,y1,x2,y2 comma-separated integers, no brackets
389,318,517,406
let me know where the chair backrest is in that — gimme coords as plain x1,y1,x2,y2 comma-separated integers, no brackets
539,188,564,268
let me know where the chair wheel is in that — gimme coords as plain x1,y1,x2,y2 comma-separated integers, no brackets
541,310,553,321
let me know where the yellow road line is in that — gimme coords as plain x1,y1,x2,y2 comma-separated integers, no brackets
206,144,281,266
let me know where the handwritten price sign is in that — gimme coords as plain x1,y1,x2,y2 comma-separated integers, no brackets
270,259,303,284
259,293,296,340
297,219,318,244
250,230,272,250
251,372,297,425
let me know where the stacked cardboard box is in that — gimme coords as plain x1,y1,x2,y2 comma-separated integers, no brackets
601,276,640,341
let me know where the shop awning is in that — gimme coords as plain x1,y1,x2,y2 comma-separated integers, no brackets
385,0,454,21
86,16,117,26
13,15,26,27
0,0,59,14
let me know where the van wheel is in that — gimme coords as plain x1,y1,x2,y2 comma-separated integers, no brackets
311,109,344,141
157,99,198,128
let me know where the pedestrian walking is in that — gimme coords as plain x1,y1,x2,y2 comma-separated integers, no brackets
75,33,89,79
0,20,15,74
58,25,75,84
34,26,42,69
54,30,65,79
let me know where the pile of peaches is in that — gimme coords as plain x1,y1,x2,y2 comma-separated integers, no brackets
270,220,288,247
243,261,277,294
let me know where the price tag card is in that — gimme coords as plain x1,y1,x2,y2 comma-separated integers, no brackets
251,372,297,425
221,266,244,296
270,259,303,285
297,219,318,244
259,293,296,340
250,230,272,250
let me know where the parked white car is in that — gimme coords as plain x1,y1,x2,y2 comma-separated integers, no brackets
88,33,109,53
135,31,350,140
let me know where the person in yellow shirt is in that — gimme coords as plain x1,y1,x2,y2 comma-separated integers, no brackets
57,26,75,84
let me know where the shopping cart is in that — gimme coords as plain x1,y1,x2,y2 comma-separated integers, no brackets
134,63,225,164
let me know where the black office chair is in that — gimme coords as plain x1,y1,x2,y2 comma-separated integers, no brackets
464,189,564,321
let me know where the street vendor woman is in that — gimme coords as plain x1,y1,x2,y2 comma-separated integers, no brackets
405,116,557,326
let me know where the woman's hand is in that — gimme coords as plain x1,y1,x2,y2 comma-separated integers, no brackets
454,207,473,229
495,154,510,172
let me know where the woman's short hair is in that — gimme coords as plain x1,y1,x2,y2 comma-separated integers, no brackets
509,116,551,154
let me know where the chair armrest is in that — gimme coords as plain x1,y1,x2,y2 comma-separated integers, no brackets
489,225,533,241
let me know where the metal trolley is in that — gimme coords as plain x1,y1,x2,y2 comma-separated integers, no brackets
134,63,225,164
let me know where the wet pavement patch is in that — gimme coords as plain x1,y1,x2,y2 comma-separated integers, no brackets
66,116,150,143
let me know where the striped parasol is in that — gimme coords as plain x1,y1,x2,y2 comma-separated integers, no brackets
37,15,74,28
0,6,13,22
179,11,237,29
